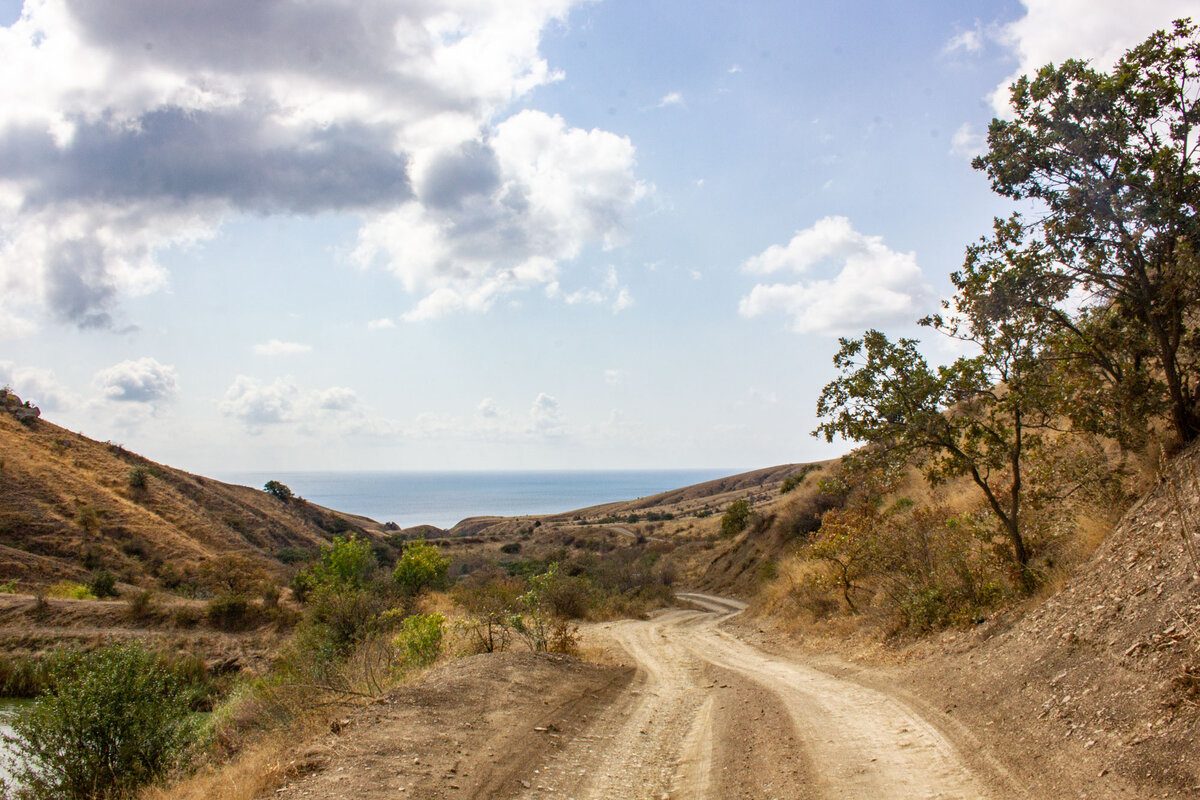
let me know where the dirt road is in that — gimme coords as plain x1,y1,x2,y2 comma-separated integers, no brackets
509,593,1016,800
276,596,1020,799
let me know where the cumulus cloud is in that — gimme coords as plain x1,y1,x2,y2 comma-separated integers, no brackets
0,0,641,329
93,357,178,404
363,111,646,322
738,216,932,335
253,339,311,356
990,0,1195,113
477,397,499,418
220,375,364,432
0,361,73,411
604,369,622,385
530,392,563,435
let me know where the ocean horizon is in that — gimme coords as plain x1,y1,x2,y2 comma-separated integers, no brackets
215,469,739,530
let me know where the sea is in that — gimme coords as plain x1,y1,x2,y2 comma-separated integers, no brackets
215,469,737,530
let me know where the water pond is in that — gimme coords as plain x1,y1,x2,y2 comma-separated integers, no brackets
0,699,34,787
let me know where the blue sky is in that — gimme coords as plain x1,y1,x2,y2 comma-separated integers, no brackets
0,0,1193,473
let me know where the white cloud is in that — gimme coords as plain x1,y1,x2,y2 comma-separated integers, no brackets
991,0,1195,113
545,266,634,313
0,361,73,412
220,376,367,432
477,397,499,418
658,91,684,108
949,123,986,160
93,357,178,405
221,377,297,429
367,318,396,330
253,339,312,356
0,0,642,330
315,386,358,411
738,216,933,335
530,392,562,435
604,369,622,385
944,24,985,55
361,110,646,321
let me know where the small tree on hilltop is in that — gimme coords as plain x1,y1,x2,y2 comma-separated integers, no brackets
263,480,294,502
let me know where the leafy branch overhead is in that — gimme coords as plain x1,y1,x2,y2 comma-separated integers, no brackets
815,19,1200,582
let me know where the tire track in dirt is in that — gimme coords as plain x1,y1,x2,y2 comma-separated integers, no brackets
509,593,1007,799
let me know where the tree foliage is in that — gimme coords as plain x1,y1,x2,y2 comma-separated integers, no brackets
815,305,1058,580
974,19,1200,443
392,540,450,596
263,480,294,502
4,643,197,800
720,499,752,537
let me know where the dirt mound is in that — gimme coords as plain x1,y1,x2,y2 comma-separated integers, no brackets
0,411,384,589
273,651,632,800
899,442,1200,798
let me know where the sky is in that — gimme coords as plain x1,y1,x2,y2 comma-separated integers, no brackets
0,0,1195,474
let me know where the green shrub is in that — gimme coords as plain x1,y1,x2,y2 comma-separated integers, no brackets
45,581,94,600
206,594,256,631
127,466,155,490
75,505,100,533
292,535,376,604
0,579,17,593
86,569,118,599
4,642,199,800
0,654,44,697
392,540,450,596
274,546,314,565
720,499,751,537
263,480,293,502
394,613,445,668
126,589,154,618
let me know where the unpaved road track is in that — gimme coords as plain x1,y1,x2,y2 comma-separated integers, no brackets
511,593,1015,800
276,596,1021,800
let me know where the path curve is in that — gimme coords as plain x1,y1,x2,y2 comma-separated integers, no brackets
511,593,1010,800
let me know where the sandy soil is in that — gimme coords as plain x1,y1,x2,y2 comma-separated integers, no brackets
273,596,1018,800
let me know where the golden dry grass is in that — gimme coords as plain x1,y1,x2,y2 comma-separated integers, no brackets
0,411,381,590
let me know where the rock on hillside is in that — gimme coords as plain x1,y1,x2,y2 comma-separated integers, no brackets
903,441,1200,798
0,408,383,591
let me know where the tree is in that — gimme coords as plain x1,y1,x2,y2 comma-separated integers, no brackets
392,540,450,596
720,499,751,537
263,480,294,502
815,310,1058,584
291,534,377,602
974,19,1200,444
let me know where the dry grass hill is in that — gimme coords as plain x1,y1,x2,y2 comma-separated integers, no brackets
0,393,383,594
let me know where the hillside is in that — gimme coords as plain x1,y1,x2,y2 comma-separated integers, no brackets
0,392,383,593
882,440,1200,798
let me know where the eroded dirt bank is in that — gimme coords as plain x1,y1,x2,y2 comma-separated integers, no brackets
275,596,1019,800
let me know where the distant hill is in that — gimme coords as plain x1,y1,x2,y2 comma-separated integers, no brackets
0,392,383,592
